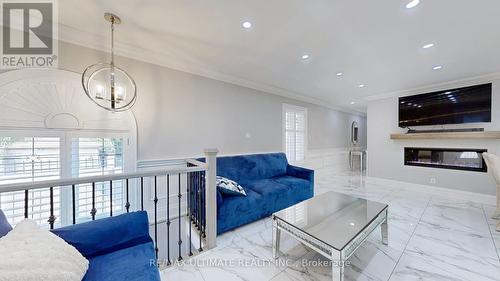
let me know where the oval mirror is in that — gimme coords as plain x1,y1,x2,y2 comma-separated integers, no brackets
351,121,359,145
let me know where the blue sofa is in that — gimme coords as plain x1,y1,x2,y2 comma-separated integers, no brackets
214,153,314,234
52,211,160,281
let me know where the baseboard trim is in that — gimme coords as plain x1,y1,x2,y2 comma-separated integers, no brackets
366,176,496,205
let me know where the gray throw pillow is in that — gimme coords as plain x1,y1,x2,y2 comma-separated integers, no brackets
216,176,246,196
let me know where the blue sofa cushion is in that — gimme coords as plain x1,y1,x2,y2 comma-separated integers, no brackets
271,175,314,195
0,209,12,238
216,153,289,183
52,211,152,258
217,176,313,234
82,242,160,281
217,188,264,234
246,177,313,214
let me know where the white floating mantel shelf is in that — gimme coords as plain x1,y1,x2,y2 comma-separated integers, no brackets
390,131,500,140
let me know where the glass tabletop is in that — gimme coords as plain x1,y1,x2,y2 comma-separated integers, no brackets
273,191,388,251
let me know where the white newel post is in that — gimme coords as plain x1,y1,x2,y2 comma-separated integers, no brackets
204,148,219,249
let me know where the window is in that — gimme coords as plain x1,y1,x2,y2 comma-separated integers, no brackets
0,134,127,226
0,137,61,225
283,104,307,162
71,138,124,222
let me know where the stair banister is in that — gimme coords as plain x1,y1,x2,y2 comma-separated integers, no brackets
204,148,218,249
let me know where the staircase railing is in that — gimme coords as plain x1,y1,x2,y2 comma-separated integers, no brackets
0,149,218,266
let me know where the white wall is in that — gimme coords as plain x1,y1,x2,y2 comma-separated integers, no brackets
367,78,500,195
56,41,366,162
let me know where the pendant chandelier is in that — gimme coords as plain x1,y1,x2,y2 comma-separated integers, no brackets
82,13,137,112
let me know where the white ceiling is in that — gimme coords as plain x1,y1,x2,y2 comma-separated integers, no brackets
57,0,500,113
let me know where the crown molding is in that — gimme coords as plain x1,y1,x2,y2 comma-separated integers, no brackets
57,24,366,117
364,72,500,102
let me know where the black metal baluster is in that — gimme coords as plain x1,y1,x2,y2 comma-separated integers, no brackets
140,177,144,211
198,171,202,229
201,171,206,238
125,179,130,213
191,172,196,222
178,173,183,261
198,171,203,252
195,171,200,230
109,181,113,217
199,171,203,232
166,174,171,266
24,190,28,219
192,172,196,228
154,176,158,260
188,172,193,256
72,184,76,224
91,182,96,220
48,187,55,229
190,172,194,222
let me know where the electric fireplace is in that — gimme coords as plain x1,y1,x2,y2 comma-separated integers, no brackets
404,147,487,172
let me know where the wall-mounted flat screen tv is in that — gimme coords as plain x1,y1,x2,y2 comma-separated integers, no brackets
398,83,492,127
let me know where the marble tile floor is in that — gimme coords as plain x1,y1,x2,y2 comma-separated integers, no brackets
161,170,500,281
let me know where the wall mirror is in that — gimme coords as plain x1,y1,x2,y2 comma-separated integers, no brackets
351,121,359,145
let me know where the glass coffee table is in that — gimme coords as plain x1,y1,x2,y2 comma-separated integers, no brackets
272,191,388,281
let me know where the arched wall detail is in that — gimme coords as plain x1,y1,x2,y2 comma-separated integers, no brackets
0,68,138,172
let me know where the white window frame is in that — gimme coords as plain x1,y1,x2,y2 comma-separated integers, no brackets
282,104,308,162
0,129,135,226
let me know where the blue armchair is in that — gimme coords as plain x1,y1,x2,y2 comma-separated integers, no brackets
213,152,314,234
52,211,160,281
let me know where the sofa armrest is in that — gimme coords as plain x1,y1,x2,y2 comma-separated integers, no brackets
51,211,152,258
286,164,314,182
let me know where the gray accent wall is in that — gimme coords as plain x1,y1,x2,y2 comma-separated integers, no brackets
367,79,500,195
57,41,366,161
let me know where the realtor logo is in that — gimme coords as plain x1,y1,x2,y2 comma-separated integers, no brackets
1,0,58,68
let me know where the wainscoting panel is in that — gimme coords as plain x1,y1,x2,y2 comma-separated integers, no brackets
294,148,354,173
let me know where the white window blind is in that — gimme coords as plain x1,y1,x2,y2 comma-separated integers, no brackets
0,137,61,226
284,105,307,162
0,136,126,226
71,138,124,222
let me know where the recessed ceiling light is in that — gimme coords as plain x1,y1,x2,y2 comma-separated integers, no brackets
432,65,443,70
423,43,434,49
358,84,365,88
406,0,420,9
242,21,252,29
301,54,310,60
349,222,355,226
336,72,344,77
350,101,355,105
